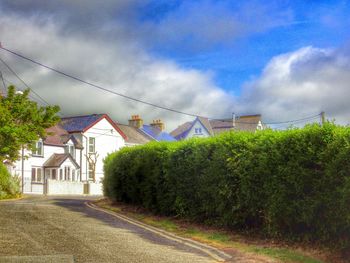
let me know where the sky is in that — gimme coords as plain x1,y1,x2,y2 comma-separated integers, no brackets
0,0,350,130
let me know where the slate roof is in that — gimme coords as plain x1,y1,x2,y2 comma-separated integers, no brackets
231,115,263,132
116,123,153,145
44,124,69,146
60,114,127,139
43,153,80,168
171,115,263,140
170,122,192,140
141,125,176,142
60,114,105,132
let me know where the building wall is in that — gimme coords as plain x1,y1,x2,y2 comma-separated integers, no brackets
11,145,65,194
185,120,210,139
81,117,125,183
10,116,125,194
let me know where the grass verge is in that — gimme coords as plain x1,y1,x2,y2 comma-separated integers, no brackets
94,199,329,263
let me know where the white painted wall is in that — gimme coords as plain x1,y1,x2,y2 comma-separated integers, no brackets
10,116,125,195
185,120,210,139
87,182,103,195
46,180,84,195
81,117,125,183
11,144,65,194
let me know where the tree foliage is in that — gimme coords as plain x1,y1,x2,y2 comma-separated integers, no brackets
0,86,60,162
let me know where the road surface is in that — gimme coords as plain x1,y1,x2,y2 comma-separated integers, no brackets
0,196,221,263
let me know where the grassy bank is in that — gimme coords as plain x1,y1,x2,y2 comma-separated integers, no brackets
96,199,330,263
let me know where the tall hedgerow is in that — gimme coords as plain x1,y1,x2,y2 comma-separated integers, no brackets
103,123,350,250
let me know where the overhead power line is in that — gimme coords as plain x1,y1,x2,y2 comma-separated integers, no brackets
0,56,52,107
0,56,63,116
0,45,203,118
0,44,322,125
2,75,45,102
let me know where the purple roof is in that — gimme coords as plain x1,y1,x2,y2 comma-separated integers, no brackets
60,114,104,132
141,125,176,142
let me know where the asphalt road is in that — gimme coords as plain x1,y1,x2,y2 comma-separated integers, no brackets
0,196,219,263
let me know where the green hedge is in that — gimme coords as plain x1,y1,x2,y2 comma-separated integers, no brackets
103,123,350,249
0,163,21,199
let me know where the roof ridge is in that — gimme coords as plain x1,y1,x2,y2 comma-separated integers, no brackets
61,113,105,119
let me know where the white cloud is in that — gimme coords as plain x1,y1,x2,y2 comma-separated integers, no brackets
239,46,350,125
0,10,235,131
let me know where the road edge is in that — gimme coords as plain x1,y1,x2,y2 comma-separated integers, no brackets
86,201,232,262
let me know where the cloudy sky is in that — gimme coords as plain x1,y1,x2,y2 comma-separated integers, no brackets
0,0,350,130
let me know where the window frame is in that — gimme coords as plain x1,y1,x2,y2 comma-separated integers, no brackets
194,127,202,134
32,140,44,157
31,167,43,183
88,137,95,153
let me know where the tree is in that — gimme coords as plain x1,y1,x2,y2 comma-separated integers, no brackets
0,86,60,162
86,152,99,182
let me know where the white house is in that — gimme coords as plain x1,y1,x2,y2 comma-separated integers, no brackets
171,115,265,140
10,114,127,195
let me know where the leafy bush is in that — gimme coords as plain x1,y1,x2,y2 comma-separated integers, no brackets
0,163,21,199
103,123,350,249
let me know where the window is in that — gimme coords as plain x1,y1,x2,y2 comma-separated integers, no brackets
65,144,75,158
59,169,63,180
51,169,57,180
88,137,95,153
45,169,51,179
32,140,43,156
64,166,71,181
31,167,43,183
88,163,94,180
72,169,75,181
195,128,202,134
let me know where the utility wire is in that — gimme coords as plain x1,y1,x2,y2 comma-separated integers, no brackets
0,56,64,117
0,45,322,125
2,75,43,102
0,56,52,107
0,46,204,118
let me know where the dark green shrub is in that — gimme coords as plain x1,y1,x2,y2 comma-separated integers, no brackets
103,123,350,250
0,163,20,199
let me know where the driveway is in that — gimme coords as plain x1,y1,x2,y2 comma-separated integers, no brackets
0,196,222,263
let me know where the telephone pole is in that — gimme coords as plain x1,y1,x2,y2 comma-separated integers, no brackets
0,71,5,96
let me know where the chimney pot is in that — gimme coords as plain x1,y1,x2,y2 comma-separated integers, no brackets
150,119,165,131
129,114,143,129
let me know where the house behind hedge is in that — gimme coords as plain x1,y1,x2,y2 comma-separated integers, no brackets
170,114,265,140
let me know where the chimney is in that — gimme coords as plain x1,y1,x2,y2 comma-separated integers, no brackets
232,112,236,128
150,119,165,131
128,115,144,129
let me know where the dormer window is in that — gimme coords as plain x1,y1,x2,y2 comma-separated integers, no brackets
32,140,44,157
65,144,75,159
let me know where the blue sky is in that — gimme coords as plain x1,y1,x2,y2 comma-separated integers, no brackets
1,0,350,129
137,0,350,93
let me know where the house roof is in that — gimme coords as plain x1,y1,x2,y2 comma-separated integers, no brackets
170,122,192,140
43,153,80,168
233,114,262,132
115,123,153,145
60,114,127,139
44,124,69,146
171,114,263,139
44,125,83,149
141,125,176,142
